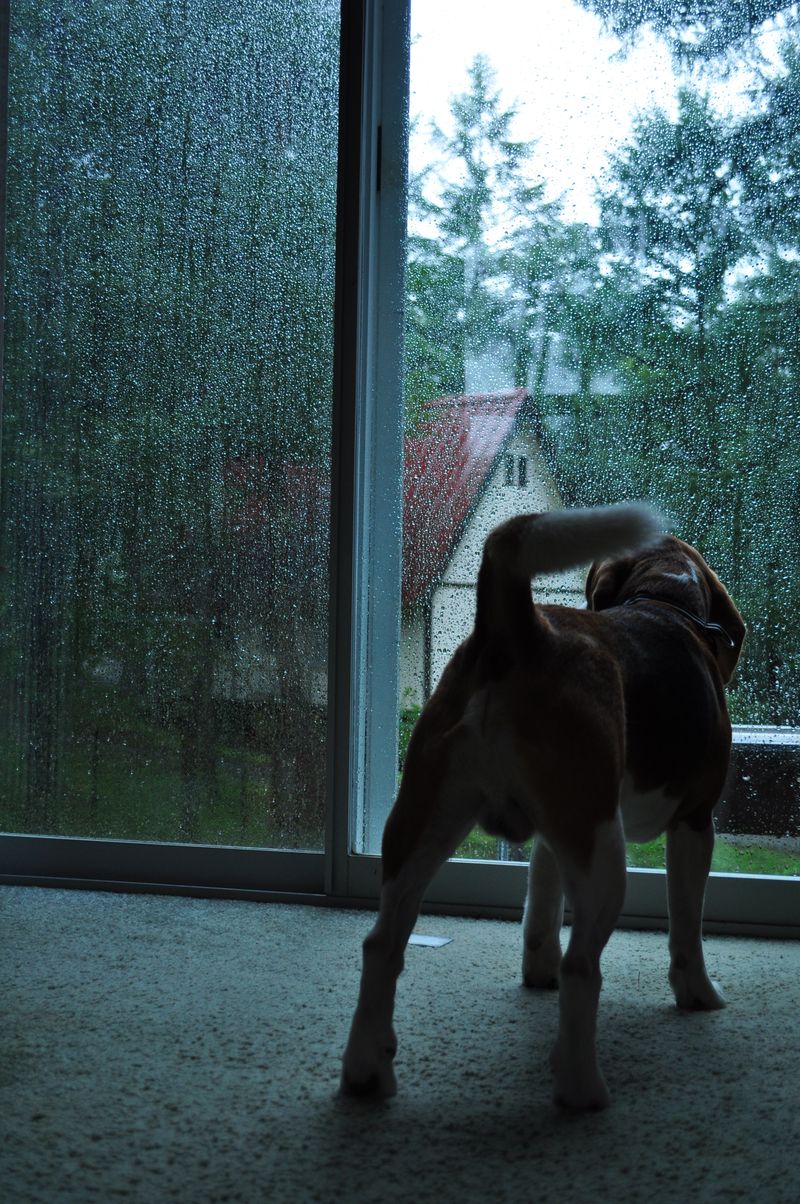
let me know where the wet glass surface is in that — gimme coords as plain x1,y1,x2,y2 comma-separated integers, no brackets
0,0,340,848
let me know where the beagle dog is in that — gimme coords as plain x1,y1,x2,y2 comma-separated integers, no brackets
341,504,746,1111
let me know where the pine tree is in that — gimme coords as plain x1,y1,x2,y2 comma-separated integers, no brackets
407,54,564,407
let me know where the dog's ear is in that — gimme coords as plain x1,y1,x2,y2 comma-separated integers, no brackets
705,566,747,684
585,557,633,611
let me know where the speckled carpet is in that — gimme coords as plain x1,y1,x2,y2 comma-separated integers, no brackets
2,887,799,1204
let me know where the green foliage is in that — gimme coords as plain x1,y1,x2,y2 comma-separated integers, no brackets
405,239,465,423
566,75,800,724
574,1,793,59
398,699,423,771
735,39,800,246
601,89,745,361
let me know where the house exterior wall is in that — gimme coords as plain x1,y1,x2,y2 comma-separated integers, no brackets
399,609,425,711
401,429,586,706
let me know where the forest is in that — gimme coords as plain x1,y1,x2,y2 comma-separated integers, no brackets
0,0,797,851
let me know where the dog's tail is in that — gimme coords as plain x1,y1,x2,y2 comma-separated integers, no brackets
475,503,662,643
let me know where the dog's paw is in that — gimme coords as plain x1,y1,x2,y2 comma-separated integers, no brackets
553,1078,611,1113
340,1029,398,1100
522,940,562,990
550,1041,611,1112
340,1061,397,1099
670,963,726,1011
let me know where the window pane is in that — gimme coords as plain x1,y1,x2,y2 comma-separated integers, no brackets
0,0,339,849
396,0,799,874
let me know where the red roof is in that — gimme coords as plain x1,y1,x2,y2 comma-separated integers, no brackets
402,388,530,606
224,388,531,608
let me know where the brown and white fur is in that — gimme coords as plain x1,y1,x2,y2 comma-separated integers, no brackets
341,503,746,1111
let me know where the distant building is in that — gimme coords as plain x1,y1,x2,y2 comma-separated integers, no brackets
401,388,584,706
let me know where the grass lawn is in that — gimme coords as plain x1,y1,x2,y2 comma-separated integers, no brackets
454,828,800,876
0,729,323,850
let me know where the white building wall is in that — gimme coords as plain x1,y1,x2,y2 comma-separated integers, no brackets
402,430,587,705
399,609,425,711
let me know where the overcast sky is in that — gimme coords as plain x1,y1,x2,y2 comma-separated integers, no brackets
408,0,789,224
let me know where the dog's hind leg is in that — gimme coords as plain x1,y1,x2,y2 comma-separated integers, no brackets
522,836,564,988
666,819,725,1010
341,728,478,1099
549,813,626,1111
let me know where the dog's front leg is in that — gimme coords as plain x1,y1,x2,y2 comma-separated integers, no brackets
522,836,564,988
339,876,418,1099
549,814,626,1111
341,734,476,1098
666,819,725,1010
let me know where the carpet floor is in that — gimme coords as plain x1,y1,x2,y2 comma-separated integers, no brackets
2,886,799,1204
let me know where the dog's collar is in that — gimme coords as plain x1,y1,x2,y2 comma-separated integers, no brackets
623,593,737,649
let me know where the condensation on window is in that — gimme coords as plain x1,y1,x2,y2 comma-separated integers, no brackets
400,0,800,874
0,0,340,848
